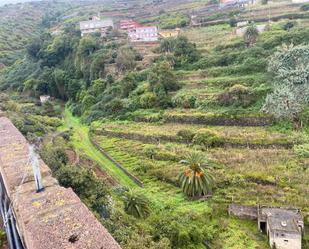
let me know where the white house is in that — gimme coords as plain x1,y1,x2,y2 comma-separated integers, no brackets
40,95,51,104
79,17,114,37
292,0,309,3
128,26,158,42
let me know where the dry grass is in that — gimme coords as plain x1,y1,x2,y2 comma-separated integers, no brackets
181,24,239,51
94,121,300,144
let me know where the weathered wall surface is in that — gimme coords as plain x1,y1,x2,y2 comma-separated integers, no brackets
228,204,258,220
0,117,121,249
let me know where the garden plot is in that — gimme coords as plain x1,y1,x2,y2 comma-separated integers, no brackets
91,121,302,147
95,135,309,211
93,134,309,248
182,24,238,52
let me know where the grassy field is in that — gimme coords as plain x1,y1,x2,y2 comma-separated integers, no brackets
60,108,137,188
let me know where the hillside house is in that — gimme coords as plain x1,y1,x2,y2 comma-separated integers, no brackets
292,0,309,3
220,0,257,7
120,19,140,30
159,28,181,38
39,95,50,104
80,17,114,37
229,204,304,249
128,26,158,42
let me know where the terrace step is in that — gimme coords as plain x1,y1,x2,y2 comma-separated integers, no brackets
133,112,274,127
93,129,297,149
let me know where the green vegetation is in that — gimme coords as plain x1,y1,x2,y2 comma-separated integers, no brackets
141,12,190,29
243,24,259,47
178,152,214,197
1,0,309,248
158,13,190,29
61,108,137,188
263,44,309,122
122,190,151,218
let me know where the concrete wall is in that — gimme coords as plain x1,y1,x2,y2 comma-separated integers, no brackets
228,204,258,220
0,117,121,249
267,221,301,249
269,230,301,249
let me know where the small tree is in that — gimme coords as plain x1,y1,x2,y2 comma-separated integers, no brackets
244,25,259,47
123,190,151,218
178,152,214,198
262,85,301,120
229,17,237,27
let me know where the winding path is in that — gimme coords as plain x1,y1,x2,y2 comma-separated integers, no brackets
61,108,137,189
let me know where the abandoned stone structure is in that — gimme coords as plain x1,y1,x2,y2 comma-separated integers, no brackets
229,204,304,249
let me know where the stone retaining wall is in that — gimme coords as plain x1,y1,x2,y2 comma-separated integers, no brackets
89,132,144,188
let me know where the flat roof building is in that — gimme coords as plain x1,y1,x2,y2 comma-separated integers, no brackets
128,26,158,43
80,17,114,37
229,204,304,249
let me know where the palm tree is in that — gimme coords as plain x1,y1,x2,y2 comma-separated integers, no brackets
123,190,151,219
244,24,259,47
178,152,214,198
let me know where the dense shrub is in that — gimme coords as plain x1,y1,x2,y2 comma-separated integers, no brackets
300,3,309,11
217,84,256,107
159,13,190,29
260,29,309,50
283,21,296,31
229,17,237,27
70,103,82,116
140,92,157,109
263,44,309,120
192,130,223,147
57,166,110,217
177,129,195,143
172,92,196,108
294,144,309,158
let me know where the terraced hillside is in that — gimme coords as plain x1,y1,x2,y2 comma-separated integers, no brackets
90,117,309,248
0,0,309,248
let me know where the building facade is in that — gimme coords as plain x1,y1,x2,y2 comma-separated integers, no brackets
128,26,158,42
229,204,304,249
80,17,114,37
258,207,304,249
